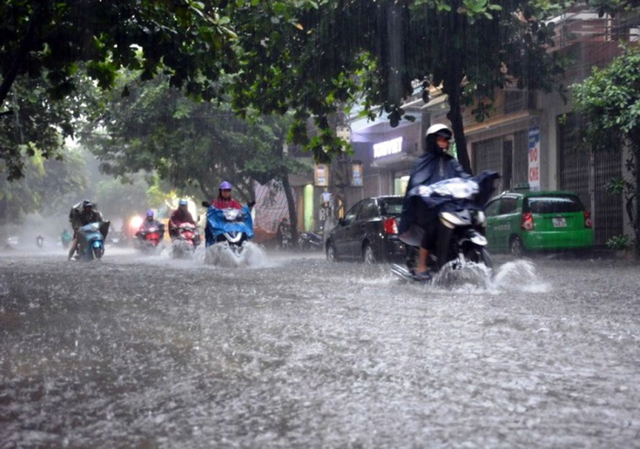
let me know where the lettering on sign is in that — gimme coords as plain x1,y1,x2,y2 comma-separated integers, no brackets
373,137,403,159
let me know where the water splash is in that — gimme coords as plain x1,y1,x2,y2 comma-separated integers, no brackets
394,258,548,293
490,259,549,292
203,241,268,268
431,260,493,290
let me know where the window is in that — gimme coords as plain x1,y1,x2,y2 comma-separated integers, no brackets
380,197,404,216
500,197,519,214
343,202,362,225
484,199,501,217
525,196,584,214
358,200,379,220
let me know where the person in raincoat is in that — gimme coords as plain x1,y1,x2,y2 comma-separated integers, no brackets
169,200,196,239
398,124,471,280
211,181,244,210
68,200,106,260
135,210,165,240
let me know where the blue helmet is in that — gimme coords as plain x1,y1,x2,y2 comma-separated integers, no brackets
146,209,154,218
219,181,232,190
179,199,188,206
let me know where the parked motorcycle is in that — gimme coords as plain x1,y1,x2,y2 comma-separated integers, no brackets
392,171,499,283
135,224,165,253
202,201,255,266
299,230,323,251
276,219,292,250
76,221,110,261
171,222,201,258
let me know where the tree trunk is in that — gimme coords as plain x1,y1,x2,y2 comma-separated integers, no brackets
445,82,472,175
281,174,299,247
634,149,640,258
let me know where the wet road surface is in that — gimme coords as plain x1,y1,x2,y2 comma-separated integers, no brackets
1,247,640,447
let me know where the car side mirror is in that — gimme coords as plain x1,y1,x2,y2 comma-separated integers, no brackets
201,201,210,208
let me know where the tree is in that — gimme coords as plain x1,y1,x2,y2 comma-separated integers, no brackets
587,0,640,17
81,74,310,239
0,74,96,181
0,146,87,233
229,0,570,174
0,0,240,179
572,44,640,255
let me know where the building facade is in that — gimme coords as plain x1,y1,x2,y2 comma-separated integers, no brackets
339,5,637,247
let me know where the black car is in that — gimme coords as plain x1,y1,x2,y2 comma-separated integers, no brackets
325,196,405,263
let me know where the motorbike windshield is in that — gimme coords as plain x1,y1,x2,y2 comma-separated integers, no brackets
409,177,479,200
80,222,101,233
206,205,254,246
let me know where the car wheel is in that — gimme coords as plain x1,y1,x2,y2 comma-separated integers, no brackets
326,242,338,262
509,236,525,258
363,243,376,264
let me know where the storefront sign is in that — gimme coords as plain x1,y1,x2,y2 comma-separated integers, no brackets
351,162,363,187
314,163,329,187
528,126,540,191
373,137,403,159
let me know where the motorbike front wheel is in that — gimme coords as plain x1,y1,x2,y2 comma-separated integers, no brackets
463,246,492,269
92,244,104,260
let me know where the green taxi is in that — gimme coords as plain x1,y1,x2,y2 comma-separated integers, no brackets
484,190,595,257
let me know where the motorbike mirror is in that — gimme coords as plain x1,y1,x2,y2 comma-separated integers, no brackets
201,201,210,208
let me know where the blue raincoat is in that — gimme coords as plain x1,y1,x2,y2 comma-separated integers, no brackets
205,206,254,247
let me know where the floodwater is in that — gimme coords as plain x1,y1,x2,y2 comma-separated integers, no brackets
1,245,639,448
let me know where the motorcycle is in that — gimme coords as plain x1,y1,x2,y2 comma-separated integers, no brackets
107,231,128,247
171,222,201,258
135,224,165,253
202,201,255,266
276,220,292,250
76,221,110,261
392,171,499,283
299,230,323,251
61,230,73,249
36,235,44,248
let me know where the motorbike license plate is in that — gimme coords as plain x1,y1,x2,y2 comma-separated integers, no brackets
552,217,566,228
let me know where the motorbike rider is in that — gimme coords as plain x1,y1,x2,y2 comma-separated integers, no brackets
135,210,165,240
68,200,106,260
169,199,196,240
398,124,471,280
211,181,249,210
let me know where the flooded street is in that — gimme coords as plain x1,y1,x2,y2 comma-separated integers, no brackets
1,247,640,448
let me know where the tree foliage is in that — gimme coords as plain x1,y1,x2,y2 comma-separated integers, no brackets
81,75,310,203
0,0,240,180
3,0,606,181
229,0,570,173
572,44,640,253
0,147,87,227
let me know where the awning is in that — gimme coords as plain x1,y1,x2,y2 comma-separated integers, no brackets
464,110,535,136
421,94,448,110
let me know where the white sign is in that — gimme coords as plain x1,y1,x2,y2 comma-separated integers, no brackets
373,137,403,159
528,126,540,191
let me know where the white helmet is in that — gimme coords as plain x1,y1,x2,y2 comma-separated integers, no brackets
425,123,453,139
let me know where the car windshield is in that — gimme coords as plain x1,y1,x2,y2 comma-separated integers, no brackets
525,195,584,214
379,198,404,216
